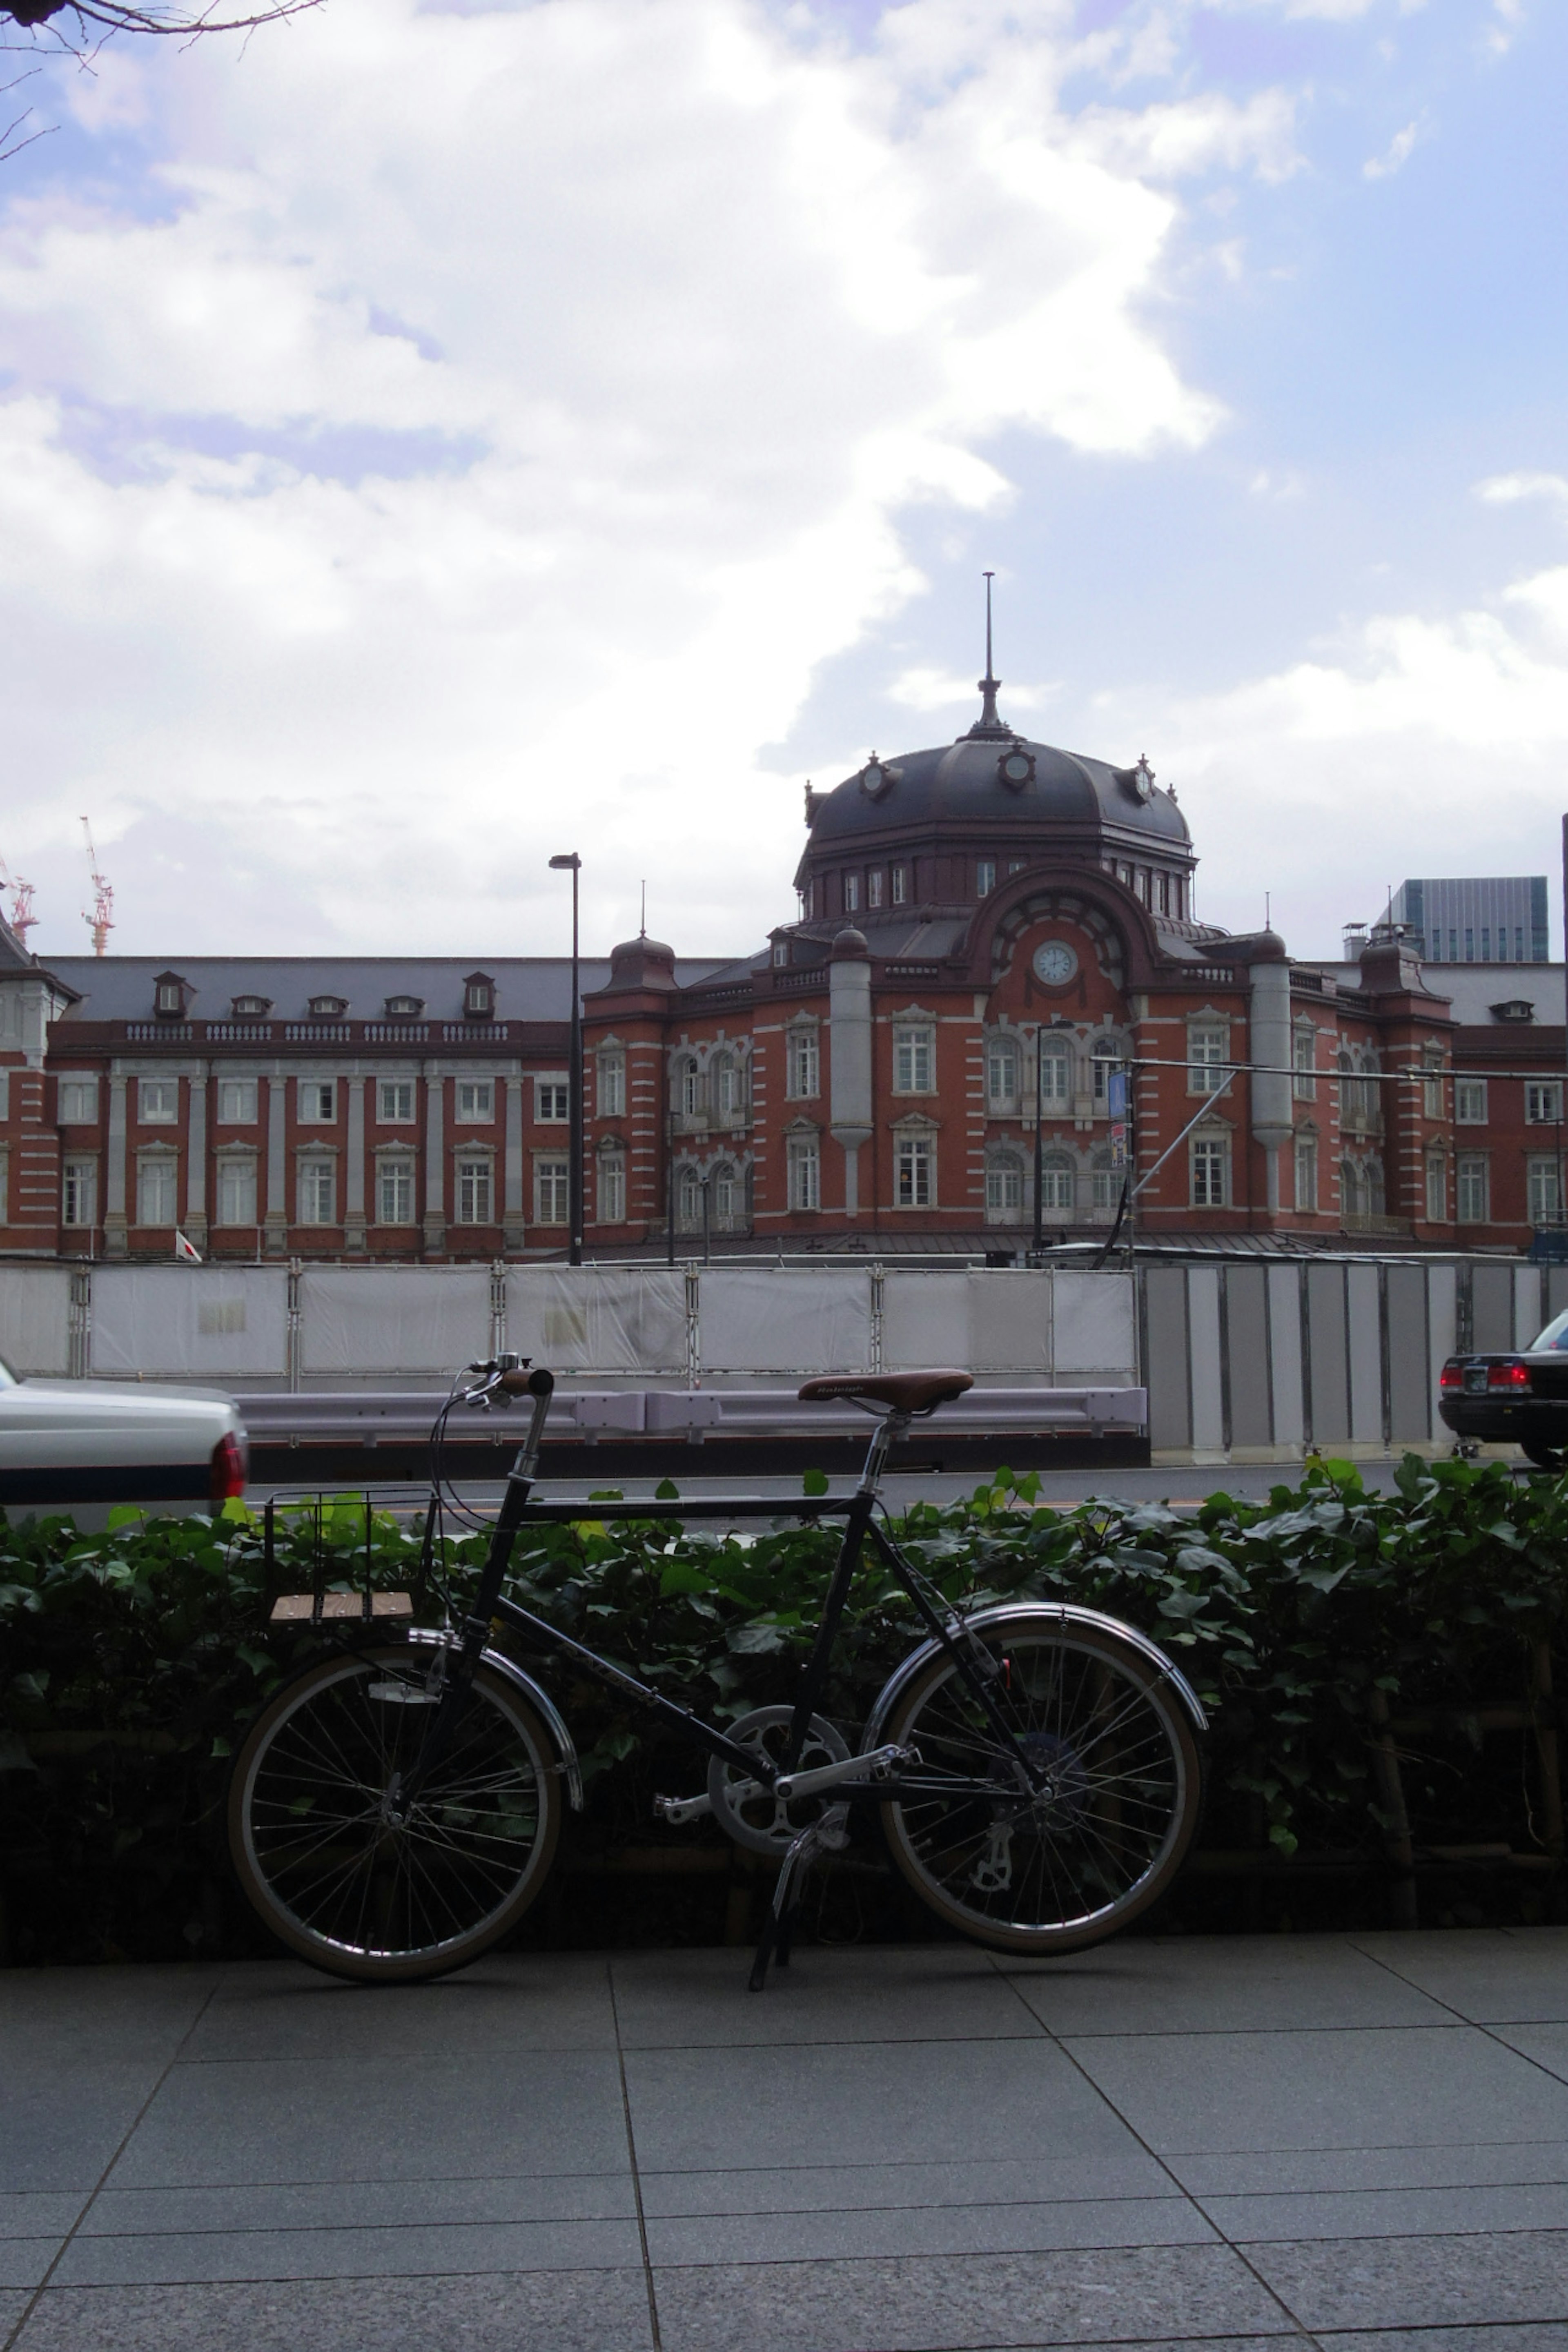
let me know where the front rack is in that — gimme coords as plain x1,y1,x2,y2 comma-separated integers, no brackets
261,1485,445,1628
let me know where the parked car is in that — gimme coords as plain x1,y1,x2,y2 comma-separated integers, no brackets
1439,1310,1568,1469
0,1356,248,1511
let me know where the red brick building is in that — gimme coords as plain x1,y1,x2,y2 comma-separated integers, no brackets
0,670,1563,1261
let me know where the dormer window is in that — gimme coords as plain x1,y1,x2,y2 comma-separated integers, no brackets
152,970,190,1018
772,938,789,968
308,995,348,1019
1491,999,1535,1023
463,972,495,1019
231,995,272,1018
384,995,424,1017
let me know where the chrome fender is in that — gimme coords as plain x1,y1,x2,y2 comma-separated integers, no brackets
863,1600,1209,1748
402,1625,583,1811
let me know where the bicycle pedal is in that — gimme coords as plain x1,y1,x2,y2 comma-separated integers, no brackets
653,1791,713,1826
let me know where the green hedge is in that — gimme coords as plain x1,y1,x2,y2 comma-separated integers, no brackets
4,1454,1568,1964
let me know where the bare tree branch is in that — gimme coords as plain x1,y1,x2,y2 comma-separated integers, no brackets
1,0,321,44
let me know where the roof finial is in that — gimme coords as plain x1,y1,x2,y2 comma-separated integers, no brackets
967,570,1011,740
639,880,646,938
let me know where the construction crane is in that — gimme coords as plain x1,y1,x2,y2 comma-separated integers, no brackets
80,817,114,958
0,857,37,949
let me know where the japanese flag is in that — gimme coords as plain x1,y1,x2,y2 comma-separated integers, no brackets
174,1232,203,1265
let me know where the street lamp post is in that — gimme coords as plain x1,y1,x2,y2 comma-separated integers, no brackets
548,853,584,1267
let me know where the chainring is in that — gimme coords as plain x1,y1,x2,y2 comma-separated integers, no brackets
707,1705,852,1856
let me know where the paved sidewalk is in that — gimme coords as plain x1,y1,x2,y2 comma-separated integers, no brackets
5,1929,1568,2350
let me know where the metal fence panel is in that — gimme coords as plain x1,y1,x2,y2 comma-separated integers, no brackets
1267,1264,1305,1449
697,1270,873,1377
300,1267,490,1379
1385,1264,1430,1442
0,1264,72,1376
1307,1263,1350,1447
1225,1266,1272,1450
1515,1263,1547,1349
1187,1268,1224,1452
509,1269,687,1375
1347,1262,1383,1446
1144,1266,1190,1451
1472,1262,1514,1352
90,1266,288,1381
1052,1273,1136,1380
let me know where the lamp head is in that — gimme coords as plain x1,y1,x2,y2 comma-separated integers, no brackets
549,853,581,871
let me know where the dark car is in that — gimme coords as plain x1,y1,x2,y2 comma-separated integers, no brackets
1439,1309,1568,1469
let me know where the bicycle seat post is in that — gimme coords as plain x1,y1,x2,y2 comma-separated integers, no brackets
858,1407,910,1499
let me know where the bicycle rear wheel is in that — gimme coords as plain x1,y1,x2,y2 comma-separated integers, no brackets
879,1612,1202,1956
228,1643,561,1983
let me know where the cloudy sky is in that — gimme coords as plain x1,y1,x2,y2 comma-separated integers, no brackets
0,0,1561,965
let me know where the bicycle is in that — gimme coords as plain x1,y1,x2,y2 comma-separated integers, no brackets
227,1361,1207,1988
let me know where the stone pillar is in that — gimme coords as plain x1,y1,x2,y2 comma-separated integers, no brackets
423,1066,445,1255
345,1076,367,1252
503,1076,526,1251
265,1071,290,1255
1249,946,1294,1216
105,1071,128,1257
828,926,873,1216
184,1068,208,1249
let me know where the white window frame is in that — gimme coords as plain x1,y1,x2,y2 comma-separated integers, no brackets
892,1024,934,1096
786,1027,820,1101
136,1153,178,1227
986,1038,1020,1112
1425,1155,1446,1224
676,1060,702,1119
1292,1028,1317,1103
535,1078,569,1125
1038,1038,1071,1107
1293,1136,1318,1213
894,1133,933,1209
843,873,860,914
297,1157,336,1225
1457,1153,1489,1223
597,1053,626,1119
787,1137,820,1212
1423,1056,1444,1120
1187,1027,1227,1098
1191,1133,1229,1208
1456,1078,1488,1125
985,1153,1024,1218
139,1078,178,1125
298,1081,336,1124
377,1157,416,1226
713,1053,745,1123
62,1157,97,1227
456,1080,495,1124
535,1157,569,1225
891,865,907,906
378,1080,415,1124
1039,1154,1075,1213
58,1077,99,1125
868,870,884,910
1526,1081,1563,1126
712,1161,744,1229
217,1078,258,1126
597,1153,626,1225
1528,1156,1563,1225
215,1158,257,1227
976,859,996,899
455,1156,494,1224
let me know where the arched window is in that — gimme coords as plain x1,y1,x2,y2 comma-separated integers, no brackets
1038,1036,1072,1107
676,1165,702,1229
673,1056,702,1118
1040,1153,1076,1212
986,1037,1020,1111
712,1052,745,1122
985,1152,1025,1221
712,1161,748,1231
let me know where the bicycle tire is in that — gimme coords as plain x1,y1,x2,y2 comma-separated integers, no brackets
228,1642,562,1984
879,1611,1202,1956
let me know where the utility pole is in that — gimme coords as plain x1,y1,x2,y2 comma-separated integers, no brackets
548,853,584,1265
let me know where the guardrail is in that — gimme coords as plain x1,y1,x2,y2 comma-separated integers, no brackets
236,1385,1148,1448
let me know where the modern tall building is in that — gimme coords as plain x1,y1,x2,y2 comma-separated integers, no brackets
1382,878,1549,966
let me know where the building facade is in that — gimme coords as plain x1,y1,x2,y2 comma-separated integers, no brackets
0,671,1563,1262
1380,877,1550,968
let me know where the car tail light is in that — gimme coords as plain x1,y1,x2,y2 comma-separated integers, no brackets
209,1430,249,1501
1487,1361,1532,1392
1440,1363,1463,1392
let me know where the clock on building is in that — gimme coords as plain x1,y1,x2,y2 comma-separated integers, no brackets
1032,940,1078,986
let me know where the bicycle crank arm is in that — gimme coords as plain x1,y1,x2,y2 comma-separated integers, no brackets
653,1791,714,1826
759,1745,908,1803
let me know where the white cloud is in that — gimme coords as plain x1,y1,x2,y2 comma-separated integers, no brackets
1363,118,1422,178
0,0,1250,956
1477,471,1568,508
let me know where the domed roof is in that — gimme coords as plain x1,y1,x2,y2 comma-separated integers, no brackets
809,728,1189,849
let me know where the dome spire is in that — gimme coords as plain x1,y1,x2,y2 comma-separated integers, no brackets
967,569,1011,740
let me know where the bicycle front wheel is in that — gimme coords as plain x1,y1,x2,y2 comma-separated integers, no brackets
880,1612,1202,1956
228,1644,562,1983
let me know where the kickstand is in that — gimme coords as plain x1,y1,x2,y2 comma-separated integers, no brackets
745,1804,847,1993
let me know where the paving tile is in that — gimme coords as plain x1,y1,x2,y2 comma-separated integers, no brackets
1352,1929,1568,2024
0,1968,217,2067
651,2243,1295,2352
1065,2025,1568,2154
8,2270,655,2350
1007,1936,1450,2037
106,2049,630,2188
83,2174,636,2234
640,2151,1174,2217
0,2064,169,2195
611,1942,1040,2048
645,2194,1214,2265
1170,2141,1568,2198
1325,2331,1568,2351
1250,2228,1568,2330
626,2036,1139,2174
0,2194,83,2241
0,2240,59,2292
0,2291,32,2340
1492,2026,1568,2085
184,1954,617,2062
52,2214,644,2285
1205,2180,1568,2241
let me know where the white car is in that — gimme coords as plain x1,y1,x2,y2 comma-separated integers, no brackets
0,1359,248,1512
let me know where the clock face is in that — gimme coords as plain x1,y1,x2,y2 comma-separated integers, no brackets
1032,940,1078,987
